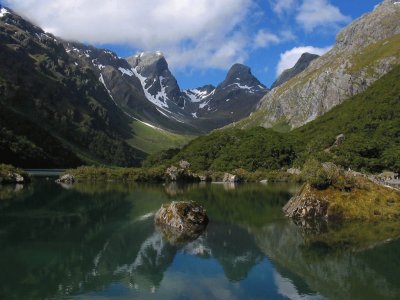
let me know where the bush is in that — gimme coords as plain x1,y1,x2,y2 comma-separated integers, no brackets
302,159,332,190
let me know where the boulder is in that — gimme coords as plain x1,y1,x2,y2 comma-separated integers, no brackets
12,173,25,183
283,184,330,221
223,173,239,183
155,201,208,244
165,166,200,182
179,160,191,169
165,166,180,181
334,134,345,146
56,174,75,184
287,168,301,175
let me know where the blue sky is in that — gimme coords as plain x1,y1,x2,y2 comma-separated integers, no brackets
2,0,382,89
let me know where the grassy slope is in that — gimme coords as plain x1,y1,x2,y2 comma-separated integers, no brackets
126,120,193,154
148,65,400,173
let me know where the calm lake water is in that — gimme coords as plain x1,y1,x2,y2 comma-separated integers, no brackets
1,180,400,300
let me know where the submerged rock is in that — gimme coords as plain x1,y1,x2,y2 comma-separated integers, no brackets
154,201,208,244
56,174,75,184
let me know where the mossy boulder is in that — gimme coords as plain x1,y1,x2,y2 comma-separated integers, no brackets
154,201,208,244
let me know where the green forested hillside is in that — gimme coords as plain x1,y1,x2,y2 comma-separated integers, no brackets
146,65,400,173
0,14,146,167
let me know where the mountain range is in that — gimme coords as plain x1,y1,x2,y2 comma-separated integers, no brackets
0,5,268,167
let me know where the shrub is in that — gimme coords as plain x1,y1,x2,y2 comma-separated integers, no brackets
302,159,332,190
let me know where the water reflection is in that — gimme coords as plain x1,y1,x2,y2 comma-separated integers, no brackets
0,181,399,299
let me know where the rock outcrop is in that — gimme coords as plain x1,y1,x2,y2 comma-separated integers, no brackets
283,184,330,221
223,173,240,183
165,165,200,182
154,201,208,244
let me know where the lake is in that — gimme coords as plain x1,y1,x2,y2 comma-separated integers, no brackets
1,179,400,300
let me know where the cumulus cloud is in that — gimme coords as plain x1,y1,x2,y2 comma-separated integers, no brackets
3,0,253,70
276,45,331,76
296,0,351,32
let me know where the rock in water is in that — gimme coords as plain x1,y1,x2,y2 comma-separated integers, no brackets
56,174,75,184
154,201,208,244
223,173,240,183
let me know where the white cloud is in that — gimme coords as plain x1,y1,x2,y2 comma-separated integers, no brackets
270,0,298,15
276,45,332,76
254,30,281,48
4,0,253,70
253,29,295,49
167,32,249,70
296,0,351,32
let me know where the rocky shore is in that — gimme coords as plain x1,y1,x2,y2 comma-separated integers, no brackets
0,164,30,184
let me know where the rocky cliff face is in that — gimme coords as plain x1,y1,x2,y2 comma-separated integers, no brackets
243,0,400,129
271,53,319,89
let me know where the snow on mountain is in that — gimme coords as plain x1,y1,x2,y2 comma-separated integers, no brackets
184,86,215,103
131,67,170,109
0,7,9,18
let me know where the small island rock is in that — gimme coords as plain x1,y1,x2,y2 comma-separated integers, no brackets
155,201,208,244
56,174,75,184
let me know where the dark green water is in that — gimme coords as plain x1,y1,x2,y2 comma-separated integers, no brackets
1,180,400,300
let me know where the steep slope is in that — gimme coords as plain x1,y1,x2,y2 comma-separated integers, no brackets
238,0,400,129
271,53,319,89
0,7,146,167
149,64,400,173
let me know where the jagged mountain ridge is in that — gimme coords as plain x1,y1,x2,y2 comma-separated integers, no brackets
237,0,400,130
125,53,269,131
63,43,269,133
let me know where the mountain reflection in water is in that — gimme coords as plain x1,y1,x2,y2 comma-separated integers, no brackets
0,180,399,300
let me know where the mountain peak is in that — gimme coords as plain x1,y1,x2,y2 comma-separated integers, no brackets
271,52,320,89
226,63,251,81
219,63,267,90
127,51,168,76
